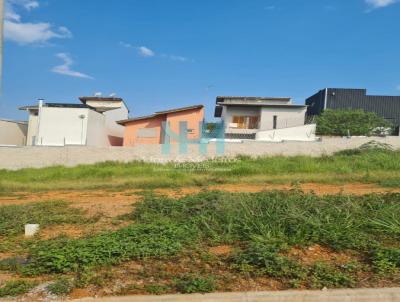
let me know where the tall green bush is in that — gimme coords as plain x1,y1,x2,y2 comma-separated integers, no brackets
316,109,392,136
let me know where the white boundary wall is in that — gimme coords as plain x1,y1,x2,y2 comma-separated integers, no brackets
256,124,316,142
0,137,399,170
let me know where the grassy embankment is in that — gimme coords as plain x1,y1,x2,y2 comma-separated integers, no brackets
0,147,400,193
0,190,399,297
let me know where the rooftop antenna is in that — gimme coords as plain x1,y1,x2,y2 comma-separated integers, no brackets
109,92,117,97
94,92,102,97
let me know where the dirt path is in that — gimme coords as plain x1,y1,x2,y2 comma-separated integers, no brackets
1,183,399,212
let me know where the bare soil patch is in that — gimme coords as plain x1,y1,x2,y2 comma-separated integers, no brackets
209,245,233,256
0,183,398,209
287,244,354,266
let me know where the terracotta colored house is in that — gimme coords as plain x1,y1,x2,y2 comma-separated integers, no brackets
117,105,204,146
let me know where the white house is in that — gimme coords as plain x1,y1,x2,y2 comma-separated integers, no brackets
20,97,129,147
214,96,316,142
79,96,129,146
0,119,28,146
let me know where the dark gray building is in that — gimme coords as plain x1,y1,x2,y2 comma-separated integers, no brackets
306,88,400,133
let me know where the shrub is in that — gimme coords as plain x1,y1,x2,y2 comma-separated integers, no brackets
233,240,306,280
144,284,169,295
371,247,400,274
24,223,190,275
47,277,73,296
174,274,216,294
335,141,394,156
308,262,355,289
316,109,392,136
134,191,400,250
0,280,35,297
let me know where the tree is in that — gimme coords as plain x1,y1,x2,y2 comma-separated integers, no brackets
316,109,392,136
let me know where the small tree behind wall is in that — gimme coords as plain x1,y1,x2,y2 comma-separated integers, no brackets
316,109,392,136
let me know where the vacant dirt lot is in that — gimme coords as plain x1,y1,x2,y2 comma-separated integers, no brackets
1,182,399,208
1,182,400,300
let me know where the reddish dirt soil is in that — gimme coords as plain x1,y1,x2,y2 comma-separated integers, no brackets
69,288,92,299
1,183,398,209
287,244,354,266
209,245,233,256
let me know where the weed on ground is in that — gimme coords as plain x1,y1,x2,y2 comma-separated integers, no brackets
1,149,400,191
1,190,398,297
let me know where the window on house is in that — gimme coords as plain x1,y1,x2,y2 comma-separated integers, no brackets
273,115,277,129
248,116,259,129
232,116,259,129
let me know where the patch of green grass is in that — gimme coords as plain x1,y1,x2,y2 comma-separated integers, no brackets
0,149,400,191
6,190,400,291
144,284,170,295
133,191,400,250
371,247,400,274
0,200,88,237
308,262,355,289
174,274,216,294
47,277,73,296
233,240,306,281
0,280,36,297
23,223,192,275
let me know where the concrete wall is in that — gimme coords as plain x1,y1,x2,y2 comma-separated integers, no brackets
37,107,90,146
32,107,108,147
0,120,27,146
256,124,316,142
259,107,306,131
86,109,108,147
26,113,38,146
103,103,129,146
1,137,399,170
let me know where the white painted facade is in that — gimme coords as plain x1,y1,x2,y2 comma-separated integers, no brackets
25,106,108,147
21,97,130,147
26,113,38,146
103,103,128,142
217,97,314,141
255,124,317,142
0,119,28,146
80,98,129,145
259,107,307,130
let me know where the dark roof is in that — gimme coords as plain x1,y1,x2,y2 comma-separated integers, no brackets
217,103,307,108
117,105,204,125
19,103,95,111
216,96,291,103
79,96,124,102
19,105,39,111
214,95,304,117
